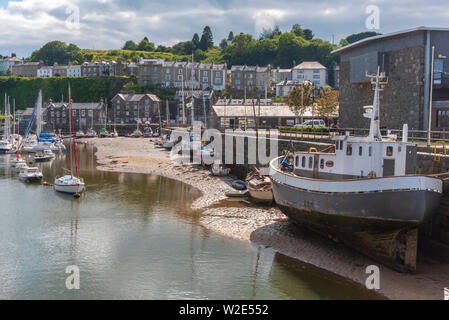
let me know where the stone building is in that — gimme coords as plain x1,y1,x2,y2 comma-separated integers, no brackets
332,27,449,131
111,92,161,124
230,65,271,93
137,58,226,90
43,99,106,131
81,61,125,77
175,90,215,124
11,62,42,77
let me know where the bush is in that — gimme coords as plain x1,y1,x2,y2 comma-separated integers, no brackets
279,126,331,133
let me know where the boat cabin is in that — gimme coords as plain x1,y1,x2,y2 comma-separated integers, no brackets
293,135,417,179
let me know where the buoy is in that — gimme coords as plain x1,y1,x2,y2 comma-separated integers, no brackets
74,193,81,198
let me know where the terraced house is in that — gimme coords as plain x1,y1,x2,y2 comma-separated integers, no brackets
111,92,161,124
230,65,271,93
43,99,106,131
137,59,226,90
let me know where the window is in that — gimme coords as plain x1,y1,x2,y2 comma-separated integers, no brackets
302,156,306,168
308,157,313,169
434,59,444,85
313,70,320,74
295,156,299,167
320,159,324,169
346,144,352,156
203,77,208,83
386,146,393,156
178,69,182,74
203,71,207,76
369,146,372,157
359,146,363,156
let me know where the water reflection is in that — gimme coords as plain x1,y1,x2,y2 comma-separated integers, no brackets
0,144,384,300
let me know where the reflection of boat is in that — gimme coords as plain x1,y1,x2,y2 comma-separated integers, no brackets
19,166,43,182
246,169,273,204
269,70,443,272
55,85,86,195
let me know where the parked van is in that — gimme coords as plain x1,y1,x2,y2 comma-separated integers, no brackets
295,119,326,128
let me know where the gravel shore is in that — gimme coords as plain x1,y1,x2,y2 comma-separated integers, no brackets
91,137,449,300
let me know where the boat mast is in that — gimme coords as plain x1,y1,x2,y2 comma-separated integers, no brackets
365,67,387,141
68,85,79,178
36,90,42,138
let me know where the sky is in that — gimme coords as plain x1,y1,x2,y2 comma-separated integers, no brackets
0,0,448,58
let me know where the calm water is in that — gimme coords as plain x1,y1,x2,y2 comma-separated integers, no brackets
0,143,382,300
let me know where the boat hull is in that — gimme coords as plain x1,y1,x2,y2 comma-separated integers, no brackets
248,187,274,204
54,183,85,194
271,178,442,232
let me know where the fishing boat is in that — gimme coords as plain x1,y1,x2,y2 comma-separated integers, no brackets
0,140,12,153
19,166,43,182
34,149,55,162
269,70,443,271
76,130,85,139
246,169,274,204
99,128,109,138
54,85,85,195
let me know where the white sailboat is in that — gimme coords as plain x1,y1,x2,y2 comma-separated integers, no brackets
54,85,85,195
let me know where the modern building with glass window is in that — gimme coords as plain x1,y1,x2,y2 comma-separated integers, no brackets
332,27,449,131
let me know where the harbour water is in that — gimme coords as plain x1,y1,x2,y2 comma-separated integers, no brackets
0,143,383,299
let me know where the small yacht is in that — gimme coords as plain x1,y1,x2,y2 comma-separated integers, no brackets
85,129,97,138
19,166,43,182
54,175,85,194
54,85,86,196
34,149,55,162
0,140,12,153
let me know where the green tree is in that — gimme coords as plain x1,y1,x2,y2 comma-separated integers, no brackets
30,41,82,65
219,39,228,50
275,32,307,68
316,87,339,121
122,40,138,50
192,33,200,49
345,31,379,44
222,33,256,65
287,82,315,117
291,24,305,37
136,37,155,51
303,29,314,40
253,38,278,65
199,26,214,51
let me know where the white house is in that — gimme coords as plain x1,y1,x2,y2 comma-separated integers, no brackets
37,67,53,78
291,61,327,88
67,65,82,77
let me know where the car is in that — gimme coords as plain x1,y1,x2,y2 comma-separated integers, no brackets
294,119,326,128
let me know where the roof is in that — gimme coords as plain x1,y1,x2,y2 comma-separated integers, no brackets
115,93,160,102
293,61,326,70
212,104,296,118
276,79,311,86
332,26,449,55
46,102,104,110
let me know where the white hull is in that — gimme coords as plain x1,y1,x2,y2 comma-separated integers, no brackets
54,183,85,194
247,187,274,203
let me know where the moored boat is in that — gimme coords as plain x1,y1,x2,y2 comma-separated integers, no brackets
19,166,43,182
269,69,444,271
246,169,273,204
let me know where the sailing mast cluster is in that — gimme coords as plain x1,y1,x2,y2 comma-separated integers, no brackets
1,86,85,195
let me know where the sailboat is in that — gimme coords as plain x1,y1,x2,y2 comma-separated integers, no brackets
54,85,85,195
0,93,12,153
